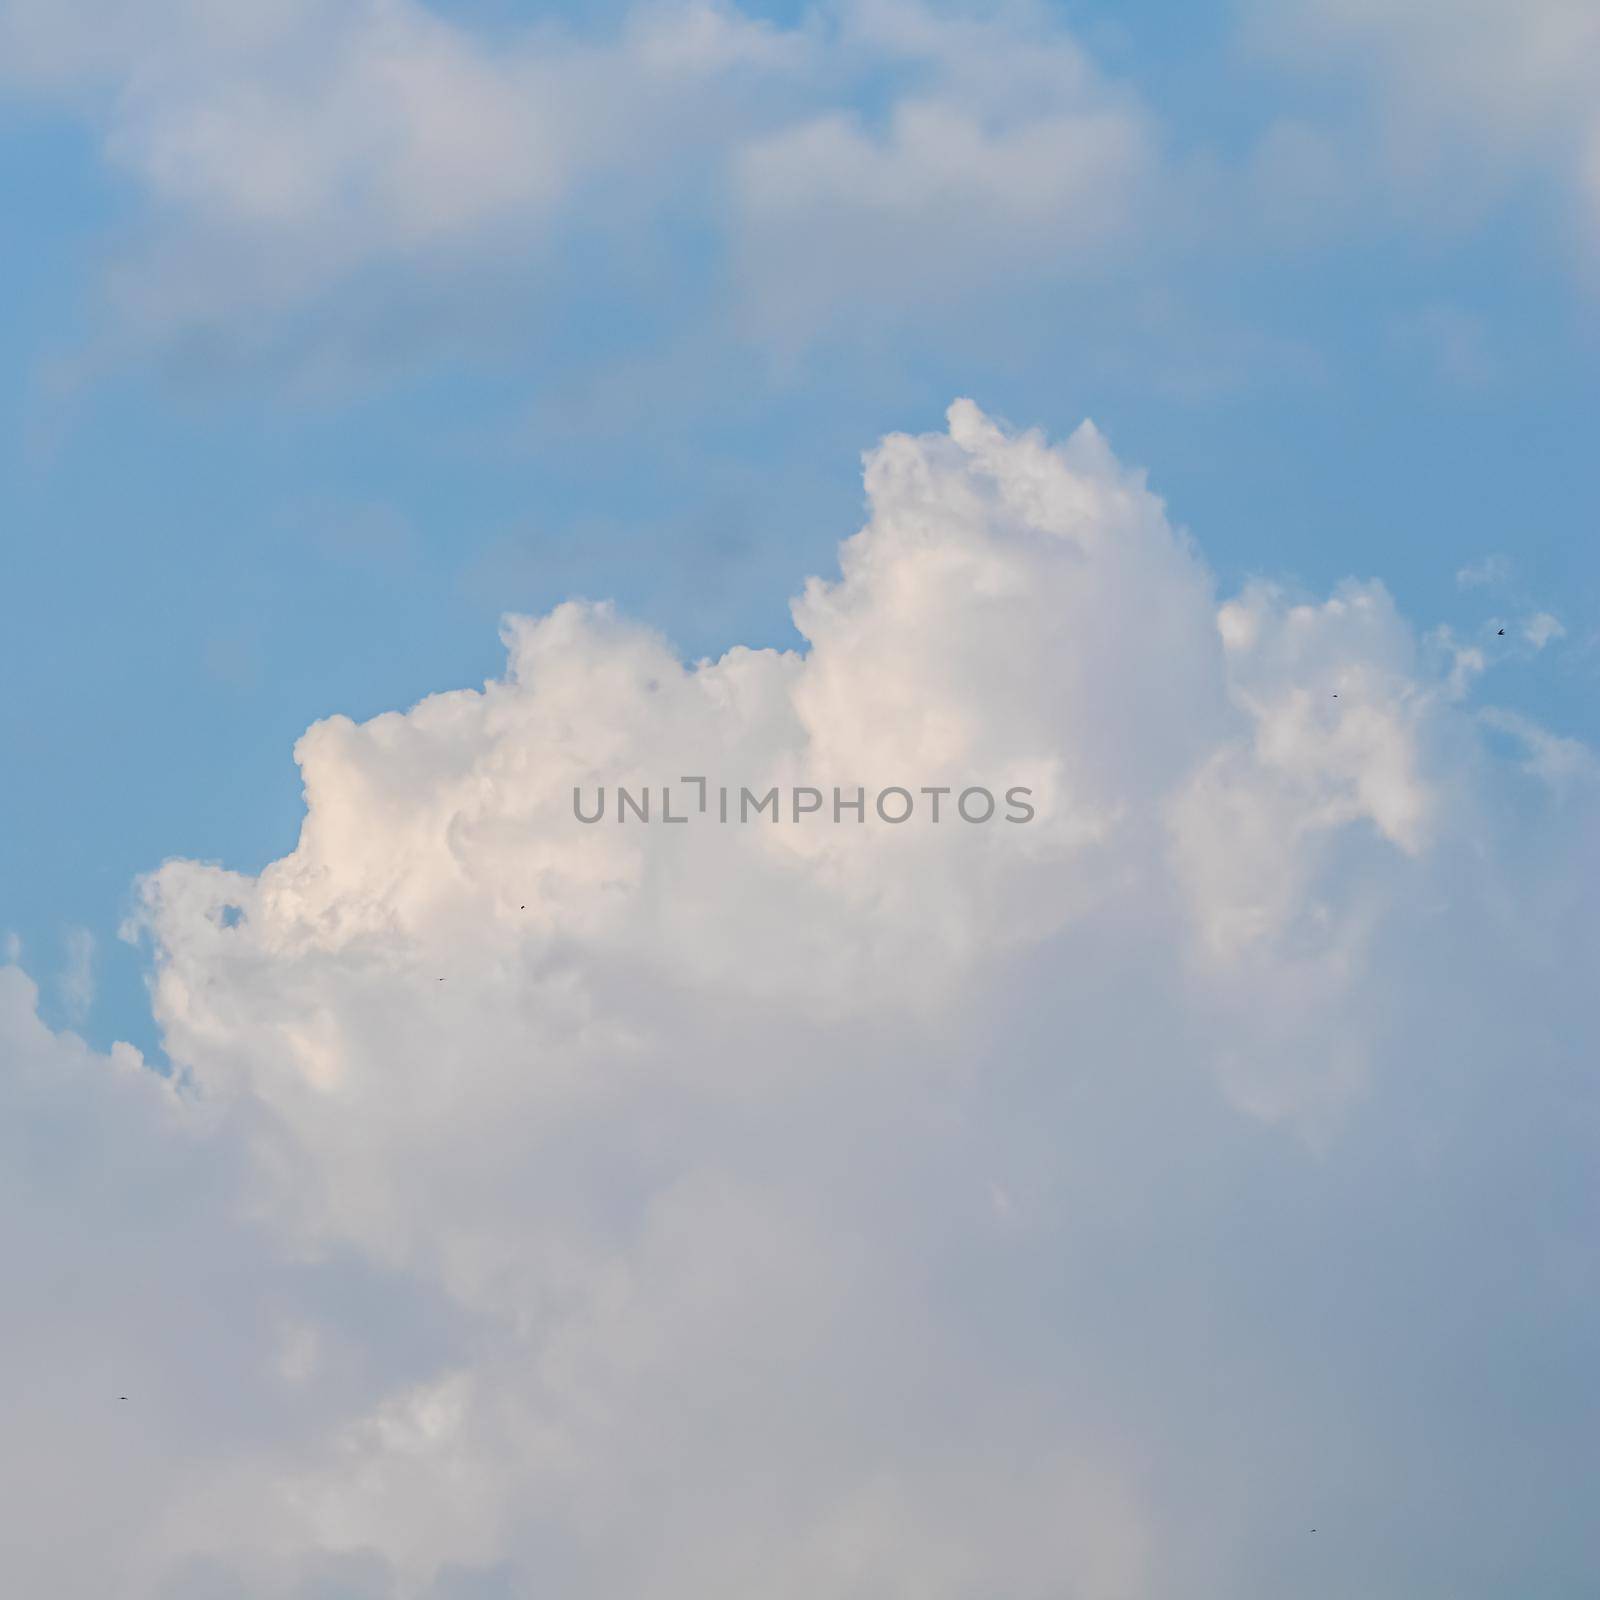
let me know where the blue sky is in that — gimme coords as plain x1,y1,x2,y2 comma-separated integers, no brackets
3,10,1600,1592
4,1,1596,1057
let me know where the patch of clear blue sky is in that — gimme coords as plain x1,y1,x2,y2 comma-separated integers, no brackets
2,4,1596,1059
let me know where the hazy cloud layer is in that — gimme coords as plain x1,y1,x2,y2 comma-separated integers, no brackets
729,0,1154,340
0,0,1154,348
1251,0,1600,243
9,0,1595,374
6,404,1597,1595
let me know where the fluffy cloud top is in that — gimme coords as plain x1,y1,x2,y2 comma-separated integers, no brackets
7,404,1599,1595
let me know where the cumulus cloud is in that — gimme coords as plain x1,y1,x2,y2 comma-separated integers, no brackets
8,403,1600,1595
0,963,461,1598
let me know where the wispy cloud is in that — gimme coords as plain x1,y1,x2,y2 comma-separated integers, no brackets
1248,0,1600,253
57,926,94,1024
1391,303,1495,387
1456,554,1510,588
1481,705,1599,789
1523,610,1566,649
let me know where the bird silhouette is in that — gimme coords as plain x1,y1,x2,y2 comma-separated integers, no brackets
1498,628,1505,635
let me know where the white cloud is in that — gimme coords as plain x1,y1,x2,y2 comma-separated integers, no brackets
8,403,1600,1594
0,963,398,1598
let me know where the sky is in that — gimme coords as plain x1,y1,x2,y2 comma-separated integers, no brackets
1,3,1598,1597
